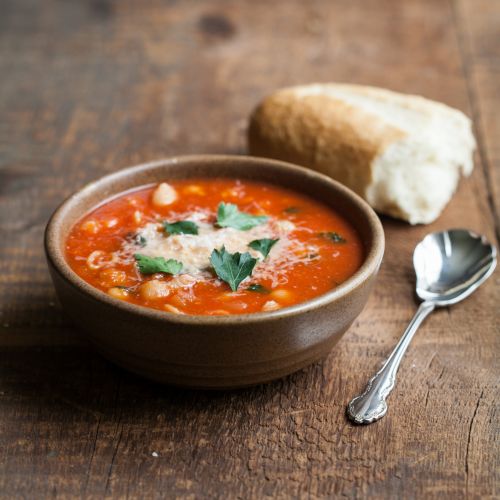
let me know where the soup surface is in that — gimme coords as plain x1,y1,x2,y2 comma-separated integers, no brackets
66,178,363,315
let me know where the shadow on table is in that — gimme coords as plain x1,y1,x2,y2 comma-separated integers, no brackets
1,338,335,428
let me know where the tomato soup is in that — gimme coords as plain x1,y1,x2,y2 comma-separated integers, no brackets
65,178,364,315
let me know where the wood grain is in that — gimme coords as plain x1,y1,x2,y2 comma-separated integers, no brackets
0,0,498,498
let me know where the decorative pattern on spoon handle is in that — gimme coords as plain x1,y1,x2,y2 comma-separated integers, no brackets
347,301,435,424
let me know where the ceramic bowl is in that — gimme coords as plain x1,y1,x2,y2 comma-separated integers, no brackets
45,155,384,388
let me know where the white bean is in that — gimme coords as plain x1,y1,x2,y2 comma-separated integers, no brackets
262,300,280,312
139,280,171,300
107,287,128,300
152,182,177,207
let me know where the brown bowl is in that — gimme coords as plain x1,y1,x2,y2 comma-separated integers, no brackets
45,155,384,388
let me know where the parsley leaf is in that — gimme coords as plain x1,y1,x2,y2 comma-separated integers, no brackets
248,238,279,259
134,254,183,275
247,283,270,294
163,220,199,235
216,202,268,231
210,246,257,291
283,206,301,214
319,231,347,243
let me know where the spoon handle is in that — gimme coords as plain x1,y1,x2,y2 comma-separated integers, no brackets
347,301,435,424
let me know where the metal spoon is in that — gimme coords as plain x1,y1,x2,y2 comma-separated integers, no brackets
347,229,497,425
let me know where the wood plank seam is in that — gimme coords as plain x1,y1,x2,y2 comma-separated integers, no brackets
450,0,500,244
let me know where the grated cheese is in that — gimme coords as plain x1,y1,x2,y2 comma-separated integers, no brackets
117,210,317,287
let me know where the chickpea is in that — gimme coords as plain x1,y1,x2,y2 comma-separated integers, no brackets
152,182,177,207
138,280,171,300
81,220,100,234
107,287,128,300
262,300,280,312
270,289,293,303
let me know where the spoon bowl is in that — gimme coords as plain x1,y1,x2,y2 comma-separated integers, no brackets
414,229,497,305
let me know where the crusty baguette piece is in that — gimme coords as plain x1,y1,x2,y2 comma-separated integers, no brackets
248,84,476,224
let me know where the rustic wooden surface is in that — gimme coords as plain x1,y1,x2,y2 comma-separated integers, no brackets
0,0,498,498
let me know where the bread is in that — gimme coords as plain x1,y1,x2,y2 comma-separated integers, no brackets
248,84,476,224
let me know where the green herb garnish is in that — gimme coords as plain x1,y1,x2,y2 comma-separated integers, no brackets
319,232,347,243
247,283,270,294
248,238,279,259
134,254,183,275
210,246,257,291
283,206,301,214
216,202,268,231
135,235,147,247
163,220,199,235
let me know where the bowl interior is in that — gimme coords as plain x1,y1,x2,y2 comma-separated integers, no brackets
46,155,384,322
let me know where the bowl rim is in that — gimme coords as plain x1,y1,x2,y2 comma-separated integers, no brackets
45,154,385,325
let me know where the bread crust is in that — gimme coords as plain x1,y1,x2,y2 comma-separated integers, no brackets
248,85,406,199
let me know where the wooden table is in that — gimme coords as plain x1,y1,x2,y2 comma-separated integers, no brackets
1,1,498,498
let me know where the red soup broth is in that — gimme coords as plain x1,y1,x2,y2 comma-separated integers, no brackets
65,178,364,315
